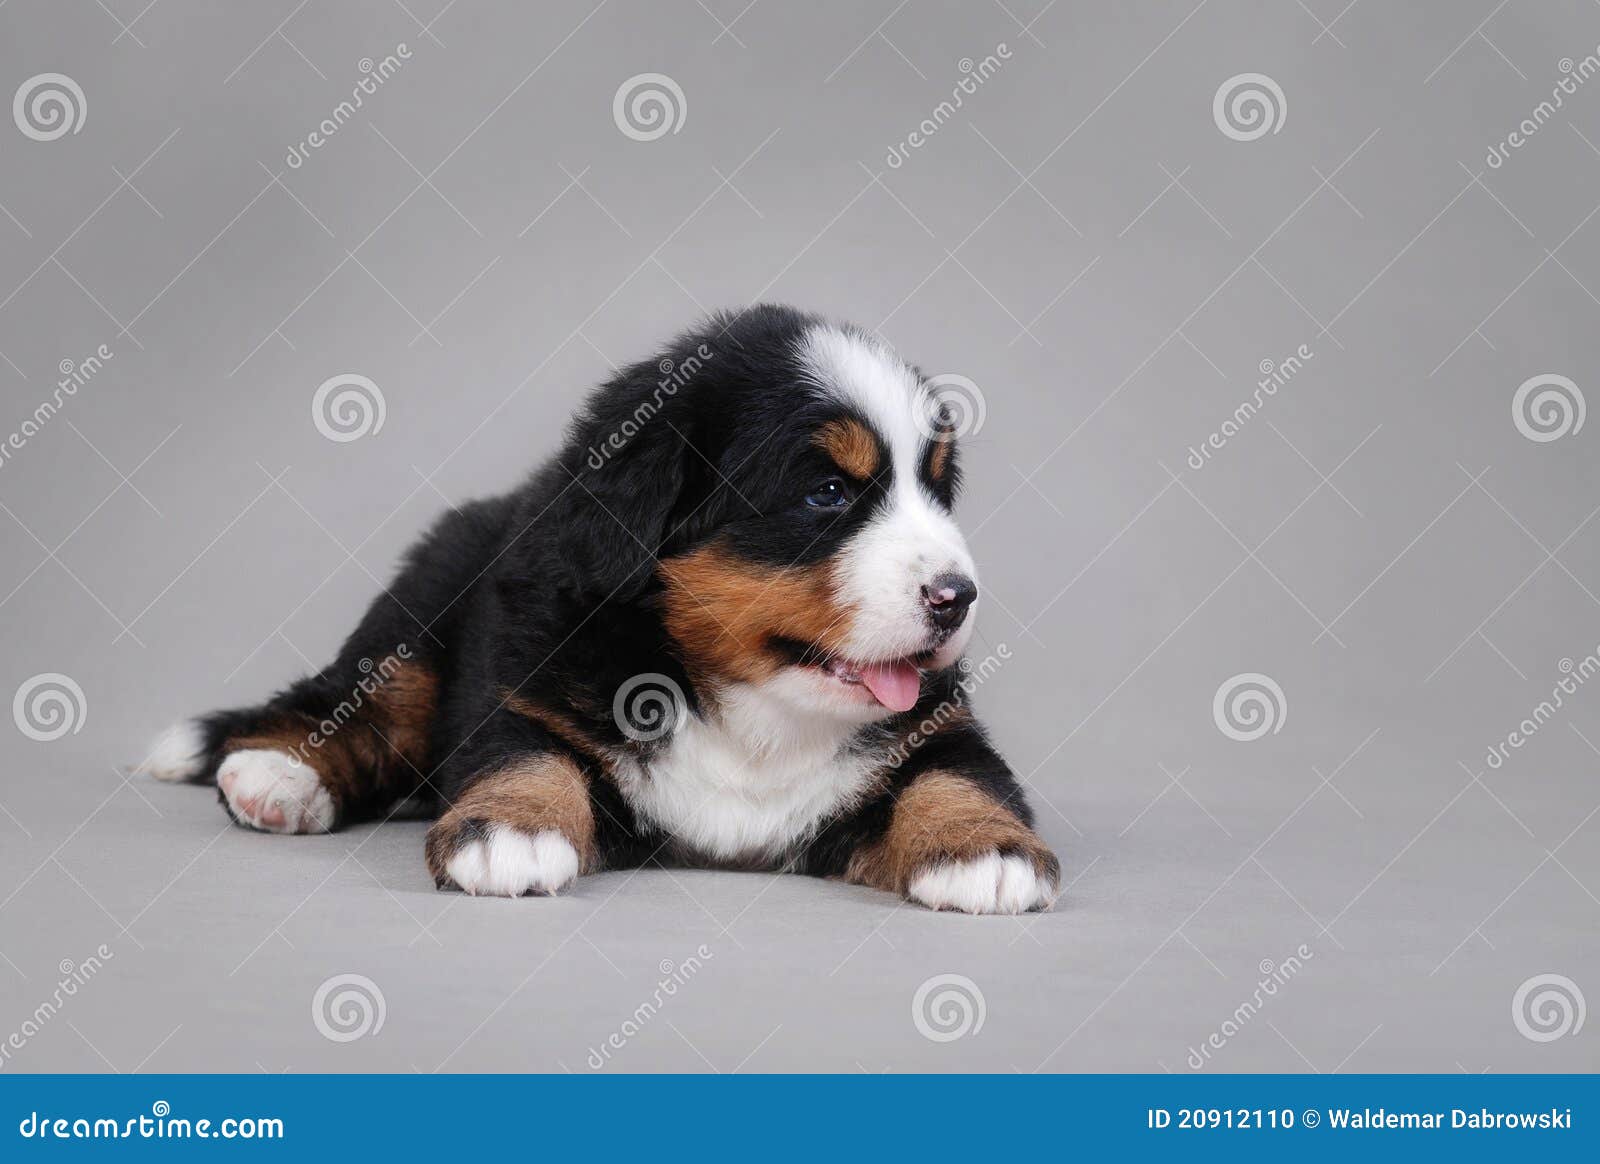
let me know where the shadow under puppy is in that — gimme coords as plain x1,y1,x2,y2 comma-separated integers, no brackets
138,305,1059,914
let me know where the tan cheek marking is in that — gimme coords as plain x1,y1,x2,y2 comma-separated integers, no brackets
425,756,597,881
845,770,1057,892
659,544,858,683
816,418,881,480
927,435,952,482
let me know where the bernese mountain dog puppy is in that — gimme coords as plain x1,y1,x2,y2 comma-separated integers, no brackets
138,305,1059,913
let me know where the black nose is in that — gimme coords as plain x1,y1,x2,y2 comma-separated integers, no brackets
922,572,978,631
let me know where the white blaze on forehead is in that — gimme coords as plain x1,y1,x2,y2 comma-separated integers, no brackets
796,324,976,664
796,324,930,479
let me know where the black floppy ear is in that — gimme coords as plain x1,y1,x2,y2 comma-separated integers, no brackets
553,398,689,603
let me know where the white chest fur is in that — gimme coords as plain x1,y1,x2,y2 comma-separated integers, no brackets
610,681,884,865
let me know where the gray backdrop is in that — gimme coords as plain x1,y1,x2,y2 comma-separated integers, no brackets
1,0,1597,1073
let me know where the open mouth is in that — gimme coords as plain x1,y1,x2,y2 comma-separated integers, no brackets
819,656,923,712
769,638,930,712
764,636,934,709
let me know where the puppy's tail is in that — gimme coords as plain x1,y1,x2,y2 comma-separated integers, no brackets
130,717,214,785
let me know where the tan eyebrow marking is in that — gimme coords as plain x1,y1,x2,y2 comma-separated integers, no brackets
815,417,881,480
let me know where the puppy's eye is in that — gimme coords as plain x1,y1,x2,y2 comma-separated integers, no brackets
804,478,852,508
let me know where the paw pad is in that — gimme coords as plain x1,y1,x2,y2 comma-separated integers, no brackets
218,749,335,834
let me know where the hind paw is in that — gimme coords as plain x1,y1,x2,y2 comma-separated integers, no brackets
218,749,336,834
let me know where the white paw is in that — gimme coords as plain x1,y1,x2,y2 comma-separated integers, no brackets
907,853,1057,915
217,748,335,834
133,721,206,782
446,827,579,897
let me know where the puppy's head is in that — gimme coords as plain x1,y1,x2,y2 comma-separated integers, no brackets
561,306,977,723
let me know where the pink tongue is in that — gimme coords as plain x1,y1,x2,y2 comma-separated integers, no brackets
859,660,921,712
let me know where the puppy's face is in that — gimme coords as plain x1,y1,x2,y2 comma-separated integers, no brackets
658,322,977,722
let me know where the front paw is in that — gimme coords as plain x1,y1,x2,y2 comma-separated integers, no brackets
907,851,1057,914
431,822,580,897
